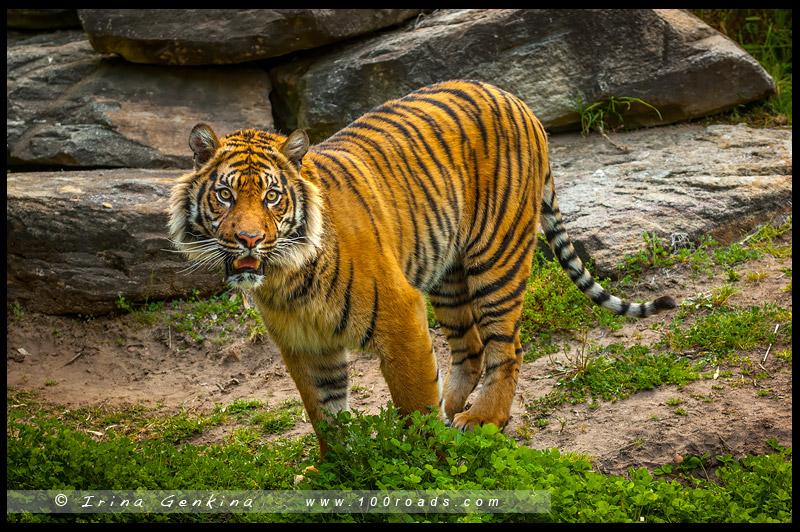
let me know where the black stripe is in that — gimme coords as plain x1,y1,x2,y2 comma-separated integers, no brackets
313,373,348,389
325,240,341,301
335,262,354,334
469,236,533,301
592,290,611,305
320,391,348,405
576,276,595,293
484,357,516,374
451,348,485,366
438,320,475,340
359,281,379,348
466,219,535,277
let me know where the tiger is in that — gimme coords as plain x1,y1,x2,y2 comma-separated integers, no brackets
168,79,675,455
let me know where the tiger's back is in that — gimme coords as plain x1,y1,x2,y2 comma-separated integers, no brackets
313,80,548,294
169,80,674,454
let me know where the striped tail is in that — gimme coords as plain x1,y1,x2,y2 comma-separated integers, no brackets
540,170,676,317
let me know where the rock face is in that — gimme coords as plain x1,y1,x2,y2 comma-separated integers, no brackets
7,30,273,169
6,124,791,315
7,169,225,315
270,9,777,142
547,124,793,278
79,9,423,65
6,9,790,315
8,10,777,168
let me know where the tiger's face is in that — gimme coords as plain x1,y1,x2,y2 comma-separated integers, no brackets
169,124,324,289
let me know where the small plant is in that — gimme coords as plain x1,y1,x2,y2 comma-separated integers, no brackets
573,94,663,140
526,343,701,423
746,270,769,284
515,420,537,440
115,270,163,326
115,295,164,326
711,283,740,306
9,302,25,323
682,292,714,312
744,216,793,258
774,349,792,364
424,295,438,328
167,291,267,345
251,400,304,434
714,242,763,268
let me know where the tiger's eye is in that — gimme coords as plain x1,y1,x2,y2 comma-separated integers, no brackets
266,190,279,202
217,188,232,201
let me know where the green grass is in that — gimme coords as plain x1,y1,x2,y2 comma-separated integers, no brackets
524,343,703,423
7,399,792,523
664,304,791,359
517,215,791,434
116,290,268,345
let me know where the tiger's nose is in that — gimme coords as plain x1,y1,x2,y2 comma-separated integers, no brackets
235,231,265,249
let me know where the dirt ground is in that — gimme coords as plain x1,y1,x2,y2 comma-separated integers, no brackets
7,227,792,479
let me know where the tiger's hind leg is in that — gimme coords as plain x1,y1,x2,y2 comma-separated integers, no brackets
449,243,534,431
428,269,486,421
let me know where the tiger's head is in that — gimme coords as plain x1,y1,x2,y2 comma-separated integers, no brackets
168,124,324,289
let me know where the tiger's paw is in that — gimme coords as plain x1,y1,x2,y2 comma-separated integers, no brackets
450,410,509,431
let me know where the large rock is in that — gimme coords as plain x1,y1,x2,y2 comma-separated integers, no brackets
547,124,792,277
270,9,777,143
79,9,423,66
7,31,273,169
6,124,791,315
6,169,226,315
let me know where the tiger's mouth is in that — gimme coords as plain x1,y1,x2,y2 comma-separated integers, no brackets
225,256,265,278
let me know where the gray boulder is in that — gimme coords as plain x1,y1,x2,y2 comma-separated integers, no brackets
7,169,225,315
7,31,273,169
78,9,423,66
270,9,777,143
548,124,793,278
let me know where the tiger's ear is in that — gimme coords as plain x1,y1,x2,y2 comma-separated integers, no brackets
282,129,309,168
188,123,220,170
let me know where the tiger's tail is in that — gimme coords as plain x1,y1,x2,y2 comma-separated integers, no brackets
540,170,676,317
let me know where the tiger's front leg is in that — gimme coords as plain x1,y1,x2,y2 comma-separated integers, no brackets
278,347,350,457
373,286,447,426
